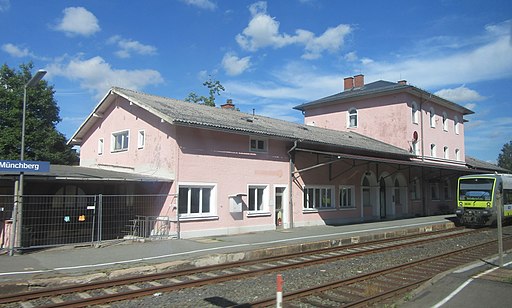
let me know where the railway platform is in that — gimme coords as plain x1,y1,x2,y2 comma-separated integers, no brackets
0,215,457,289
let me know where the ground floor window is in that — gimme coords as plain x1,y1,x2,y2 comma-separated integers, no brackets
339,186,355,208
303,186,334,209
248,185,268,212
178,185,215,216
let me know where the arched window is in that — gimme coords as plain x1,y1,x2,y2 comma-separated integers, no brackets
348,108,358,128
442,112,448,131
429,108,436,128
455,148,460,161
444,179,451,200
444,146,449,159
411,102,419,124
454,115,460,134
52,185,86,208
362,175,371,207
430,143,437,157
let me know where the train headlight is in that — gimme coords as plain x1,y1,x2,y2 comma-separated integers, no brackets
455,208,463,215
459,202,463,206
482,210,490,216
486,202,491,207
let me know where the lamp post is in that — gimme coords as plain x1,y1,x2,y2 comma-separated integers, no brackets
9,69,47,256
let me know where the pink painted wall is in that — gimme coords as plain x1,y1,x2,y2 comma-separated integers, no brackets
304,92,466,162
80,96,178,179
76,92,458,238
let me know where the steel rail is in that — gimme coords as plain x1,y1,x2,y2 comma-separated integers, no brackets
246,236,512,307
0,227,473,306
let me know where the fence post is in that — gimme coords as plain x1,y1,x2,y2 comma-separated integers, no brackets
98,194,103,244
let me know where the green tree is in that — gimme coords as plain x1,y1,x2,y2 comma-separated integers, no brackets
0,63,78,165
185,78,225,107
498,140,512,171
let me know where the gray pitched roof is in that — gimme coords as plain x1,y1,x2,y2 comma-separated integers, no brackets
465,156,511,173
294,80,474,115
70,87,412,158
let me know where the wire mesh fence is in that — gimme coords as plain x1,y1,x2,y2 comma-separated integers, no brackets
1,194,178,250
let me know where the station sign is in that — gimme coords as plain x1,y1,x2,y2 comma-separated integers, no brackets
0,160,50,173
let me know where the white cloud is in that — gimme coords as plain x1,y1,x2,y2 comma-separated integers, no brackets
303,24,351,59
359,20,512,88
222,52,251,76
236,1,351,59
181,0,216,10
46,56,163,98
344,51,358,62
54,7,100,37
464,103,477,110
0,0,10,12
1,43,30,57
108,35,157,58
434,85,486,103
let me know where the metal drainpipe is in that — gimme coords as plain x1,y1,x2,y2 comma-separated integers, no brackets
287,140,299,229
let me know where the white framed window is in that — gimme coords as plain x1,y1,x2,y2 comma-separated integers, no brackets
98,138,104,155
455,148,461,161
411,101,419,124
137,130,145,149
347,108,358,128
429,108,436,128
303,186,334,209
430,143,436,157
339,186,355,208
442,112,448,131
178,184,216,217
250,137,267,152
412,141,419,155
444,146,449,159
111,130,129,152
454,116,460,134
248,185,269,212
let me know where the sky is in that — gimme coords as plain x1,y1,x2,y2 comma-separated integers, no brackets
1,0,511,163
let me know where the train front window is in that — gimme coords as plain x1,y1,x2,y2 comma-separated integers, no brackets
459,178,494,201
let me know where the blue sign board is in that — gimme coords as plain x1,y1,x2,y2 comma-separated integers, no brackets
0,160,50,173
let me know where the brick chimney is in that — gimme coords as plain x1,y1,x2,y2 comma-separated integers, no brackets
221,99,235,110
353,74,364,88
398,80,407,85
343,77,354,91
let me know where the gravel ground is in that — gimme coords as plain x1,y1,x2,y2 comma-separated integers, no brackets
110,227,508,308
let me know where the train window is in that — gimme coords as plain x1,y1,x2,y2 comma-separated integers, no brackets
504,190,512,204
459,178,494,201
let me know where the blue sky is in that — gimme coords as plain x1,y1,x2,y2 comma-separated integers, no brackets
1,0,511,163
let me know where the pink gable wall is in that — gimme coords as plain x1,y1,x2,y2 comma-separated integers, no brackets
79,96,178,178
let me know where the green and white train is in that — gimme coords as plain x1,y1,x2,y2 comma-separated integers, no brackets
456,173,512,226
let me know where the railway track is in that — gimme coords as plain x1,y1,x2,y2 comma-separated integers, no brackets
0,227,487,307
247,236,512,307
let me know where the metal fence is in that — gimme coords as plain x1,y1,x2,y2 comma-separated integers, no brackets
0,194,178,250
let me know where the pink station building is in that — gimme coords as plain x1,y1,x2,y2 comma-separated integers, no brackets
68,74,497,239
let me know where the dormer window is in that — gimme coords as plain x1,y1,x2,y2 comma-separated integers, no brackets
348,108,358,128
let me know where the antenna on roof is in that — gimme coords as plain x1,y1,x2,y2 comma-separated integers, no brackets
252,108,255,120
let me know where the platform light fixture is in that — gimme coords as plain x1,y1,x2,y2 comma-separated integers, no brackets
10,69,47,256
